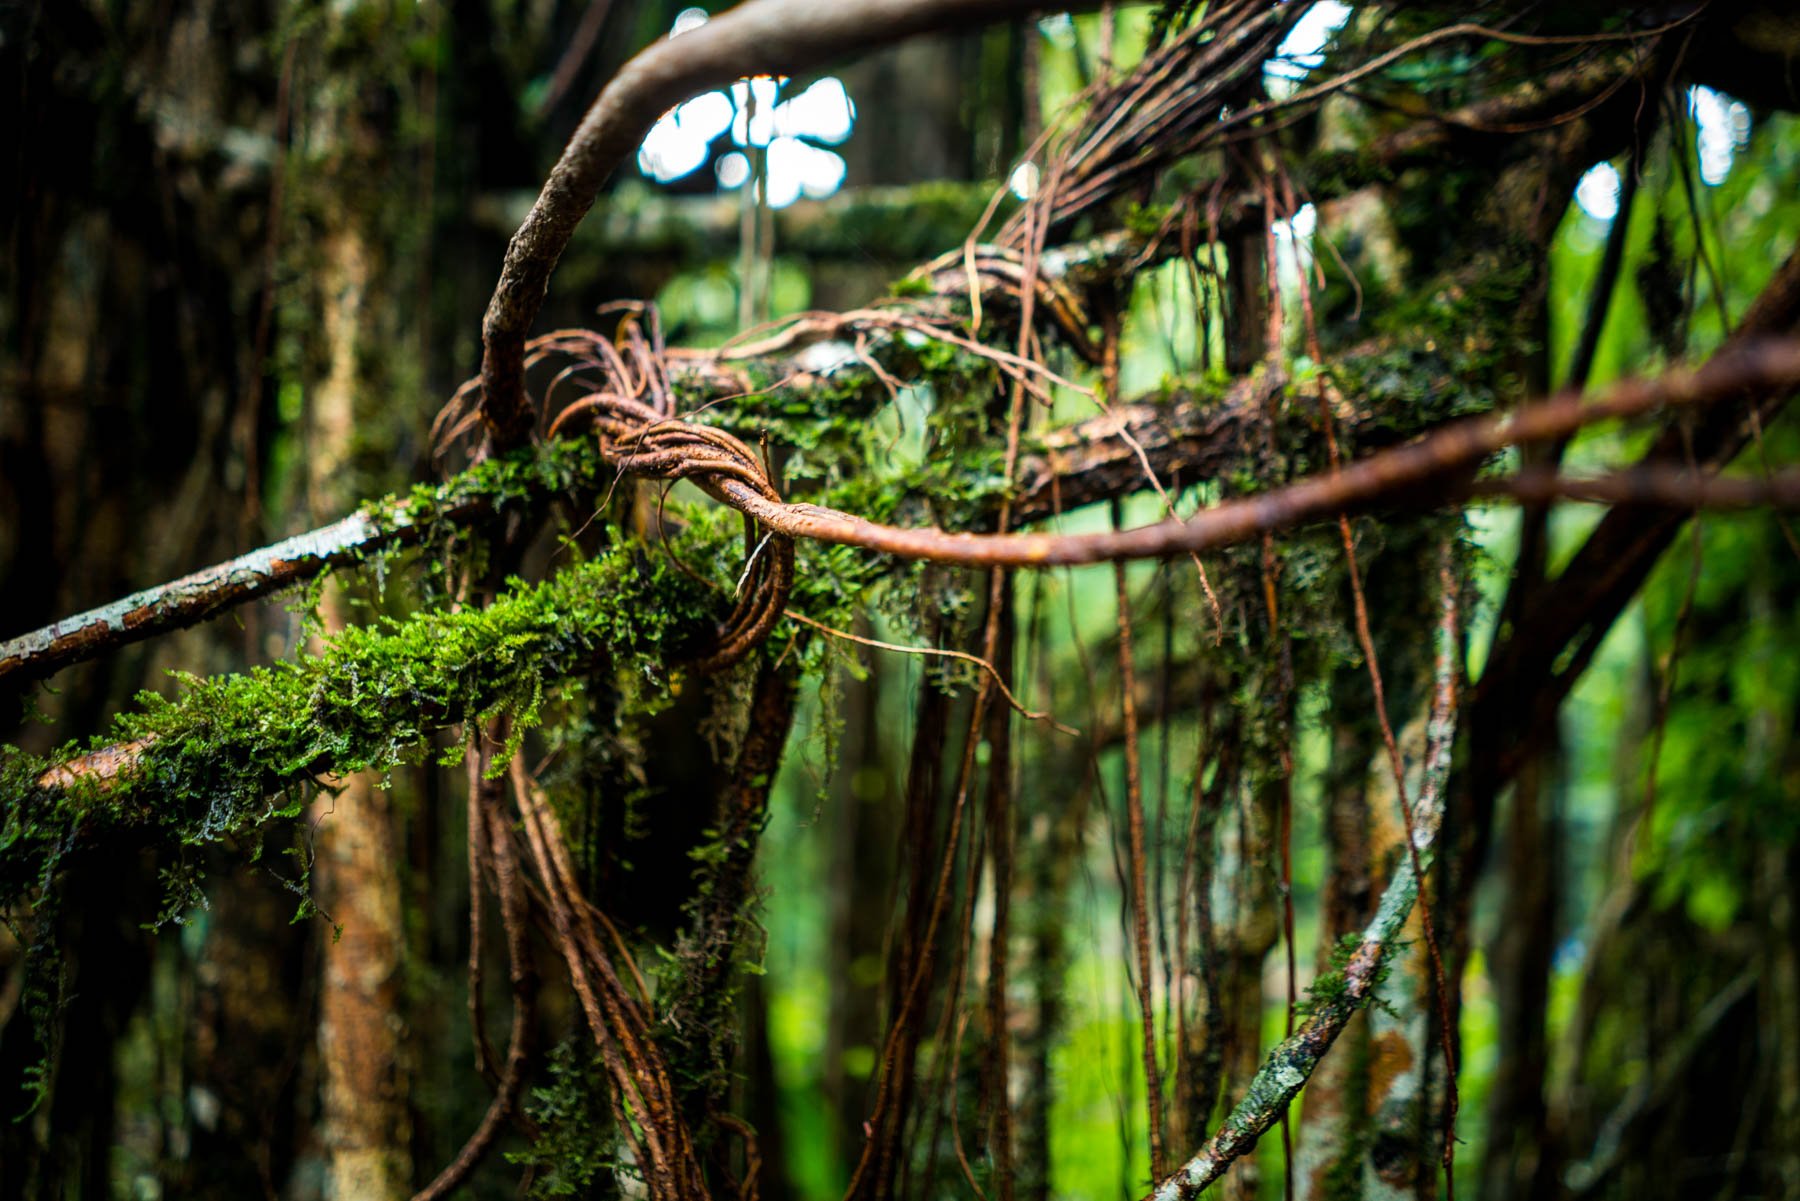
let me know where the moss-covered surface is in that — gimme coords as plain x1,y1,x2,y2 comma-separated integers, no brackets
371,433,608,535
0,534,725,921
1337,246,1537,429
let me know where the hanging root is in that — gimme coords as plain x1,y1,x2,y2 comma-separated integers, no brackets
509,754,709,1199
415,739,539,1201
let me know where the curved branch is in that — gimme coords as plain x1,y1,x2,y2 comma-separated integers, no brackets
478,0,1654,448
478,0,1085,447
8,42,1669,688
414,791,539,1201
707,340,1800,567
0,367,1260,690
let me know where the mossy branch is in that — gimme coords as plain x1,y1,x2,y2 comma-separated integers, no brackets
714,341,1800,567
4,49,1668,692
0,537,723,916
18,333,1800,702
0,438,605,690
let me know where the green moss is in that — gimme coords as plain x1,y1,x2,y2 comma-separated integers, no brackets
1298,933,1364,1018
674,334,1009,661
1299,933,1401,1022
687,326,1000,494
889,273,936,299
0,528,727,924
365,435,606,542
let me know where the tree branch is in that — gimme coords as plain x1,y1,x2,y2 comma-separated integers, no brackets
0,513,397,689
0,442,601,690
15,339,1800,692
0,351,1264,690
1469,464,1800,510
9,41,1668,688
1144,543,1461,1201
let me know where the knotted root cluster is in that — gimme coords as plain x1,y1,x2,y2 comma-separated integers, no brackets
442,312,795,675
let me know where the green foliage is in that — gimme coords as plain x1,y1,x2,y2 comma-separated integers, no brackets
1637,509,1800,928
509,1039,626,1197
691,334,1010,666
888,274,935,299
691,331,1001,507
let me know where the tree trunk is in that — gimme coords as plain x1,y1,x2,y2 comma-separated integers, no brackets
309,223,414,1201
